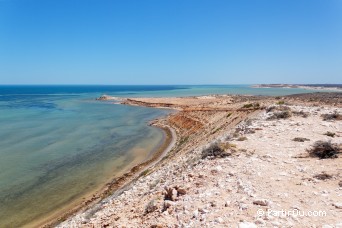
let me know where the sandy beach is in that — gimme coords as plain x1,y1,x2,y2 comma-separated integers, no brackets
57,92,342,227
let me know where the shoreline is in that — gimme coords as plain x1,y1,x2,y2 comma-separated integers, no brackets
58,92,341,227
57,92,341,227
37,118,177,228
58,94,265,227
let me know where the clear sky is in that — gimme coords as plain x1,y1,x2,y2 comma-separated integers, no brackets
0,0,341,85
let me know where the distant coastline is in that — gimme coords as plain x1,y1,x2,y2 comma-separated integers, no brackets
252,83,342,91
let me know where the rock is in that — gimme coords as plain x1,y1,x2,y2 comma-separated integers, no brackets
215,165,223,171
198,207,209,214
215,217,224,223
333,203,342,209
322,225,333,228
238,222,257,228
164,187,178,201
253,199,270,206
210,201,217,207
145,200,157,214
224,201,231,207
150,225,164,228
339,180,342,187
172,189,178,201
272,221,281,226
192,209,199,218
163,200,175,211
255,218,265,225
239,203,248,210
335,223,342,228
176,187,187,196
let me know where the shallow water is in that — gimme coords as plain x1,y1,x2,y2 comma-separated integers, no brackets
0,85,328,227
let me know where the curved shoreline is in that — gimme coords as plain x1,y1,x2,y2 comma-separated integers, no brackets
52,93,342,227
35,120,177,228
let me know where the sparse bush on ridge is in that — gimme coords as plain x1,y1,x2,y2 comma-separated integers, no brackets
324,131,336,137
313,172,333,180
276,100,285,105
201,142,235,159
321,111,342,121
266,105,291,113
242,103,260,109
293,137,310,142
292,110,310,118
307,140,341,159
242,103,253,108
267,110,292,120
267,105,309,119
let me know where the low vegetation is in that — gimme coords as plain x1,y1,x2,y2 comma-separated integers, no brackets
313,172,333,180
292,110,310,118
266,105,291,113
276,100,285,105
324,131,336,137
139,168,151,177
201,142,235,159
145,200,157,214
267,110,292,120
242,103,260,109
307,141,341,159
321,111,342,121
293,137,310,142
237,136,247,141
179,136,189,146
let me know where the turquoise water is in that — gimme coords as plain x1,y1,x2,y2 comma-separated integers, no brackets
109,84,331,97
0,85,328,227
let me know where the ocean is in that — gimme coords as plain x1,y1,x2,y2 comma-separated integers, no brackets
0,85,327,227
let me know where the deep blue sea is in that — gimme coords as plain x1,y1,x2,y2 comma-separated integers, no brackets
0,85,327,227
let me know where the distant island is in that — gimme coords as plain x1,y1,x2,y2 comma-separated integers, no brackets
253,84,342,91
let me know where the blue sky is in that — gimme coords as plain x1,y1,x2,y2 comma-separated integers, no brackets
0,0,341,84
